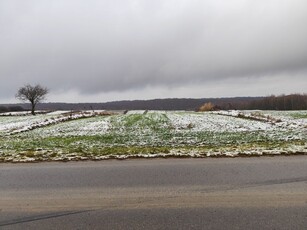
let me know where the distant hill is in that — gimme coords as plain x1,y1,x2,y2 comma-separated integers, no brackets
0,97,261,112
2,94,306,113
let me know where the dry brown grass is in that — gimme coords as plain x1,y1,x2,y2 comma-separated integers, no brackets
198,102,214,112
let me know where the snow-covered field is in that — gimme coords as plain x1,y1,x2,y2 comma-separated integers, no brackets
0,110,306,162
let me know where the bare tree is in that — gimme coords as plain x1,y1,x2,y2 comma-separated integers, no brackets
16,84,49,115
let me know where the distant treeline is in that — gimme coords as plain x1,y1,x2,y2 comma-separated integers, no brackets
245,94,307,110
1,97,258,112
0,105,25,113
1,94,306,112
204,94,307,111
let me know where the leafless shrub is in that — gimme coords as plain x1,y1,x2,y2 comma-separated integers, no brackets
198,102,214,112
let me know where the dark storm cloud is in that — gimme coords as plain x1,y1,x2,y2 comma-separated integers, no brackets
0,0,307,100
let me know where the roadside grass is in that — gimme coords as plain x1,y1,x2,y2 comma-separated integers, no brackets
0,111,306,162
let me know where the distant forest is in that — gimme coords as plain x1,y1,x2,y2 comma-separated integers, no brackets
0,94,306,113
247,94,307,110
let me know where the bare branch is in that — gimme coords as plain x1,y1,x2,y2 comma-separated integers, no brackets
15,84,49,115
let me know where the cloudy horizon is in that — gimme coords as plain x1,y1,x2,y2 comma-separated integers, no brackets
1,0,306,103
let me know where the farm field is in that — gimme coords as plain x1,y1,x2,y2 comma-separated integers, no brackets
0,110,306,162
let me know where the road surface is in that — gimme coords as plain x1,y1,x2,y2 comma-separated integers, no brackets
1,157,307,229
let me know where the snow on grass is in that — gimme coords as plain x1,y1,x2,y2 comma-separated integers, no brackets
126,110,147,115
0,115,49,135
0,110,306,162
167,112,274,132
26,116,111,137
47,110,72,115
0,111,32,116
0,111,107,136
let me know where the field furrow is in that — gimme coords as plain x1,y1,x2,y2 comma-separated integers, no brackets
0,110,306,162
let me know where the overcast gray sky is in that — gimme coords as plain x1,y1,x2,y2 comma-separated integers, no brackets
0,0,306,103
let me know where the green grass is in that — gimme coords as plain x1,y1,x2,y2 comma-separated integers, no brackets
0,111,306,161
290,113,307,119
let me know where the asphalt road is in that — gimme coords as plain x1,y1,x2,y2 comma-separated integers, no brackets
1,157,307,229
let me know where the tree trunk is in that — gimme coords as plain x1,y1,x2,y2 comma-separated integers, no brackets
31,102,35,115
